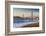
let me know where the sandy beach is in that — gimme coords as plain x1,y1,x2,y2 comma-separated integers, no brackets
21,23,39,27
13,21,39,28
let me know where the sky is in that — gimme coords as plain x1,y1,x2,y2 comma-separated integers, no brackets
13,8,39,17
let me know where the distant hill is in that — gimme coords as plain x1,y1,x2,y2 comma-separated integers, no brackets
13,16,25,20
13,16,39,20
14,16,21,18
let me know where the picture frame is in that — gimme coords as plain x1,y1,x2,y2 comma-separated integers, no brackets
5,1,45,36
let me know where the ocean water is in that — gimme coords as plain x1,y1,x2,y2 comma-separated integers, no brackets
13,19,39,27
13,19,38,24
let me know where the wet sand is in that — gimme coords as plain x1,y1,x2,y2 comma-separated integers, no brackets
21,23,39,27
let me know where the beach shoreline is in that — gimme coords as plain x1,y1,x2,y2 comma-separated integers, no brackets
21,23,39,28
13,22,39,28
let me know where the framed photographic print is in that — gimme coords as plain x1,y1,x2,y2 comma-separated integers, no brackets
5,1,45,36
